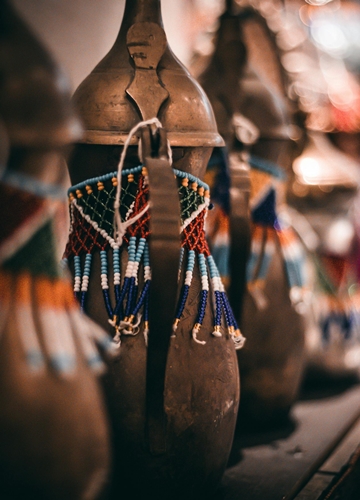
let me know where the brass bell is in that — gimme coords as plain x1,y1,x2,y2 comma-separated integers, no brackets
198,3,306,426
0,1,112,497
289,130,360,380
65,1,241,499
237,6,306,425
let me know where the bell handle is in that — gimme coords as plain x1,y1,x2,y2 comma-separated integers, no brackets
140,125,180,455
228,154,251,326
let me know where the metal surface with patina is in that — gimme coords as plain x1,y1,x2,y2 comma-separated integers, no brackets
72,0,224,148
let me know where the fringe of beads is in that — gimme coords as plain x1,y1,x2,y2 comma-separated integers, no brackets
173,252,245,348
319,293,360,344
65,235,245,350
0,270,117,376
247,157,307,309
246,222,306,309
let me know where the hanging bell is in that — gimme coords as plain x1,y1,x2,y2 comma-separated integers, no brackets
198,3,306,426
65,1,241,499
288,130,360,380
0,1,113,497
236,6,307,425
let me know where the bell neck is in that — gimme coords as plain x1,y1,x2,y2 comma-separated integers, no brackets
116,0,163,42
122,0,162,25
98,0,169,69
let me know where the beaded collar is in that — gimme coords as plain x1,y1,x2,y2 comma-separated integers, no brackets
0,179,115,376
206,148,306,309
63,165,245,349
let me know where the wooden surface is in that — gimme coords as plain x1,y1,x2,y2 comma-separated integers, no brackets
215,382,360,500
295,413,360,499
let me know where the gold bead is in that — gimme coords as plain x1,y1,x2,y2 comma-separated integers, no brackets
191,182,198,191
128,174,134,183
97,181,104,191
75,189,82,198
198,186,204,197
204,189,210,198
85,185,92,194
69,193,75,202
182,177,189,187
141,167,148,176
112,177,118,186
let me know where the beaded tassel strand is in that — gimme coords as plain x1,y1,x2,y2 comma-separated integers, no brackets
113,246,121,303
173,250,196,334
192,253,209,345
80,253,92,311
207,255,223,338
73,255,82,302
100,250,113,320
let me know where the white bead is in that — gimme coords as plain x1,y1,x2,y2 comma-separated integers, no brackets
132,261,140,277
144,266,151,280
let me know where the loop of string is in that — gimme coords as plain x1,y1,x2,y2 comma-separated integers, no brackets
113,117,164,246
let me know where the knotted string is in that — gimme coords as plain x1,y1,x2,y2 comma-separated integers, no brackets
113,117,163,247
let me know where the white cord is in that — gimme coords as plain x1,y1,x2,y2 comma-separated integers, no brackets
113,117,162,246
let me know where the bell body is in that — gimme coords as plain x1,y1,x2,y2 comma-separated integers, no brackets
92,253,239,498
0,1,112,497
68,154,239,500
67,0,239,497
0,167,111,500
0,286,109,499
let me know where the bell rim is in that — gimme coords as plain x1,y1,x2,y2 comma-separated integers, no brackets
76,130,225,148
